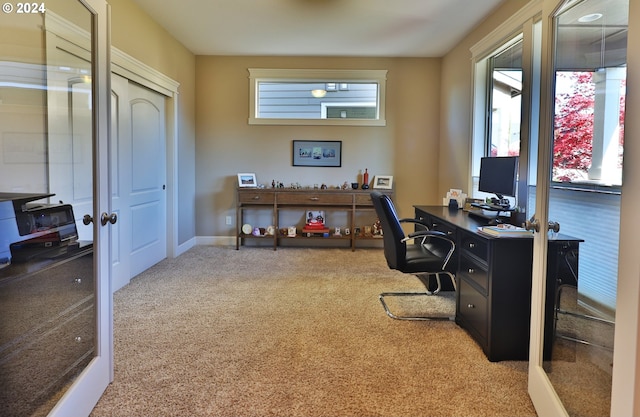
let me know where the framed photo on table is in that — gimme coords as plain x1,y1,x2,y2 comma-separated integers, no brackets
237,173,257,187
373,175,393,189
292,140,342,167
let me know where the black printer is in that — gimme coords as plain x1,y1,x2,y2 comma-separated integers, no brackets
0,193,78,266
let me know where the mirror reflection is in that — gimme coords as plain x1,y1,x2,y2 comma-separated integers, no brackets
0,2,96,416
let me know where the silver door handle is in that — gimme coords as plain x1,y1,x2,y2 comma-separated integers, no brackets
524,218,540,232
523,218,560,234
82,214,93,225
101,212,117,226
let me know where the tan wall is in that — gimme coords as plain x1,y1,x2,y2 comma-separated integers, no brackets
194,56,441,237
108,0,197,244
438,0,530,199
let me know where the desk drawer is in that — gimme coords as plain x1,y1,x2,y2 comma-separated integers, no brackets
422,216,456,238
459,254,489,294
0,253,93,345
354,194,374,205
238,191,275,204
458,278,488,345
277,193,352,205
460,232,488,262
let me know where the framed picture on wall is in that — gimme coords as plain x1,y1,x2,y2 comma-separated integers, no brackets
373,175,393,189
237,173,257,187
292,140,342,167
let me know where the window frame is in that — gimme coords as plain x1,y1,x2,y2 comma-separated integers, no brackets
248,68,387,126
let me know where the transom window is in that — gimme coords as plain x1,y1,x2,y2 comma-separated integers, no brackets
248,69,387,126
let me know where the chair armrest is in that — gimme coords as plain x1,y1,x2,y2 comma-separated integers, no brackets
403,230,449,243
402,231,456,270
399,218,430,231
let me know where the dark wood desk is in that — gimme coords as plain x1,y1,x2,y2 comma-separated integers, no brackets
414,206,581,361
0,243,94,416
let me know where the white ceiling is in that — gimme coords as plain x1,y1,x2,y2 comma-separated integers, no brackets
129,0,505,57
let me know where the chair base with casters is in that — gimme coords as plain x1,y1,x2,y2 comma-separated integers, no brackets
379,271,457,321
370,191,457,321
553,247,615,350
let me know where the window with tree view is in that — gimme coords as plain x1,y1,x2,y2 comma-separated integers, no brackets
488,40,522,157
553,2,627,187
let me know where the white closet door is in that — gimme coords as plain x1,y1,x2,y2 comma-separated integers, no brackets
111,75,167,290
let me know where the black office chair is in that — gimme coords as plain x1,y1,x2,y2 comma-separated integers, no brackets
370,191,457,320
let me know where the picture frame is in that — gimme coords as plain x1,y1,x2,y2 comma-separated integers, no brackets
373,175,393,189
292,140,342,167
237,173,257,187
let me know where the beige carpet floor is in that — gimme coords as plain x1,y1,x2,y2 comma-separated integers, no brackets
90,246,537,417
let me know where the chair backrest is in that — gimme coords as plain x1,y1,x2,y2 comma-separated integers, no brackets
370,191,406,270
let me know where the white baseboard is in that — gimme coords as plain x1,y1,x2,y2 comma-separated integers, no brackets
175,237,197,257
196,236,236,247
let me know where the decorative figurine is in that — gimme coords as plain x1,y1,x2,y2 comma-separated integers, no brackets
373,219,383,236
305,211,325,229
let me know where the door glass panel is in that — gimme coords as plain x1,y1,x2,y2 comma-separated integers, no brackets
543,0,627,415
0,2,95,416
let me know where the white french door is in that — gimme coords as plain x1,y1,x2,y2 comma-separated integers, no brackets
528,0,628,415
47,0,113,415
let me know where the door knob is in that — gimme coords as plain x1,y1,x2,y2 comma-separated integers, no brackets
82,214,93,225
100,212,118,226
523,218,540,233
523,217,561,234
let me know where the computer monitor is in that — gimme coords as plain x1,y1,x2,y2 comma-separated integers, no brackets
478,156,518,202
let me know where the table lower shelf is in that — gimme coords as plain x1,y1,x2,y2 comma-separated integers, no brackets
237,232,383,250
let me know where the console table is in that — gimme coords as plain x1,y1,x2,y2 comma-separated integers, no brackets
415,206,581,362
236,188,393,250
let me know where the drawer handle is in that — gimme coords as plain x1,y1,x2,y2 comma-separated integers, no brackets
467,268,475,274
309,197,319,201
75,336,82,343
74,278,82,284
469,243,475,249
467,304,475,309
252,196,260,200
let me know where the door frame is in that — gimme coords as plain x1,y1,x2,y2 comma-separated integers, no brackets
526,0,564,413
611,1,640,414
47,0,112,415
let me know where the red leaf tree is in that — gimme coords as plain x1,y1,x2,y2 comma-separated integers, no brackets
553,71,625,183
553,72,595,182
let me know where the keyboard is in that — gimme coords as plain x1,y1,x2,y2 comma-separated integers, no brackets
471,202,510,211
